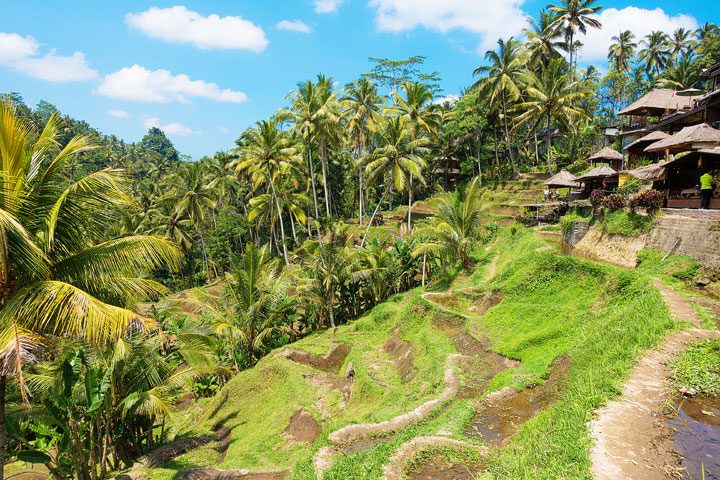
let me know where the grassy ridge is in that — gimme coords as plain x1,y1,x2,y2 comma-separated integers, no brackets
143,226,679,479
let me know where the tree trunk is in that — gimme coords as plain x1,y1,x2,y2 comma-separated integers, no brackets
361,187,389,247
358,146,364,226
327,293,336,328
320,139,331,217
307,134,320,221
407,173,413,231
268,175,290,266
0,376,5,480
501,92,517,176
546,113,554,173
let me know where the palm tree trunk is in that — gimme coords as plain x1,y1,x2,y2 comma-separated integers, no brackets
358,146,364,226
0,375,5,480
546,113,554,173
328,293,336,328
362,187,389,247
307,134,320,221
268,176,290,265
320,139,331,217
289,212,298,244
501,92,517,176
407,173,413,231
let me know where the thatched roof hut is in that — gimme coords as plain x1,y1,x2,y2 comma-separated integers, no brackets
627,162,668,182
644,123,720,153
544,170,579,188
577,165,617,181
625,131,670,150
589,146,623,163
618,89,699,116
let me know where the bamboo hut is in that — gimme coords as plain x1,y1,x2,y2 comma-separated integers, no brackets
624,131,670,164
544,170,580,189
660,148,720,209
577,165,618,194
644,123,720,158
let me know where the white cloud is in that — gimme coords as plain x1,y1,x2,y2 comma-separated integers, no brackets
0,32,97,82
578,7,698,63
95,65,248,104
314,0,343,13
277,20,313,34
434,94,459,106
108,109,130,119
368,0,529,52
126,6,268,52
219,127,229,134
142,116,199,137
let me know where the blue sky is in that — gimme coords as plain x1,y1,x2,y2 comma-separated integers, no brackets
1,0,718,158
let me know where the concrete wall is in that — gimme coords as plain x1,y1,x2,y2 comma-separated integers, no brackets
568,209,720,271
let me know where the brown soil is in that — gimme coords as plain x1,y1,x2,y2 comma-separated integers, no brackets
590,279,720,480
468,291,503,316
279,343,350,373
176,392,195,411
181,469,289,480
137,436,213,468
465,356,570,445
283,409,321,444
215,426,231,464
407,456,483,480
571,227,649,268
8,475,49,480
382,436,487,480
383,328,415,383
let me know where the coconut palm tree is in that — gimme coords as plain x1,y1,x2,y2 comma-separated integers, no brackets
523,9,566,69
669,28,696,61
696,23,719,42
363,116,429,244
608,30,637,74
341,79,385,226
0,101,179,478
236,120,302,265
639,31,671,75
390,82,441,230
514,59,588,172
473,37,526,176
413,177,486,270
549,0,603,68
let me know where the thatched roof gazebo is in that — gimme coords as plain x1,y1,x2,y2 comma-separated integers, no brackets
618,89,699,117
588,146,624,170
625,131,670,151
544,170,580,189
644,123,720,154
627,162,668,182
577,165,618,181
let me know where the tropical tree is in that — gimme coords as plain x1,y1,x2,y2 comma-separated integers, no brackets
413,177,486,269
696,23,719,43
669,27,696,61
341,79,385,225
0,101,179,478
514,58,589,172
473,37,526,175
608,30,637,74
523,9,566,69
549,0,603,68
363,116,429,244
639,31,671,75
236,119,302,265
390,81,441,229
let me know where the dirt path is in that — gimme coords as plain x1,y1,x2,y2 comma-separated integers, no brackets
590,279,720,480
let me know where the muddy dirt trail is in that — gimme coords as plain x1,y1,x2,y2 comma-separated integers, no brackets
590,279,720,480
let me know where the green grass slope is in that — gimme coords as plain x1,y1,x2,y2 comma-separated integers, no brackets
139,225,679,480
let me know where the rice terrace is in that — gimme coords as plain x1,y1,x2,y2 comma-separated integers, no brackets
1,1,720,479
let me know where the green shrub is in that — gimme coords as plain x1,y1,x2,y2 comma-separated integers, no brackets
671,340,720,396
636,249,700,280
597,209,654,236
560,210,591,235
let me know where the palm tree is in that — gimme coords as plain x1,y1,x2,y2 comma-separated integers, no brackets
608,30,637,74
363,116,429,245
236,120,302,265
190,244,292,368
523,9,566,69
639,31,671,75
391,82,440,230
669,28,696,61
0,101,179,478
413,177,486,270
514,59,588,172
473,37,526,176
341,79,385,226
549,0,603,68
696,23,719,42
313,74,342,218
656,55,700,90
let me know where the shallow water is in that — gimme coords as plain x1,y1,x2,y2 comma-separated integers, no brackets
671,396,720,480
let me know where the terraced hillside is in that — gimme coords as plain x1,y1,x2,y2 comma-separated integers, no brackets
122,225,680,480
480,173,549,225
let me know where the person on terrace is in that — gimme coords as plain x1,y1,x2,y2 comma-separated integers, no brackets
700,171,714,209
